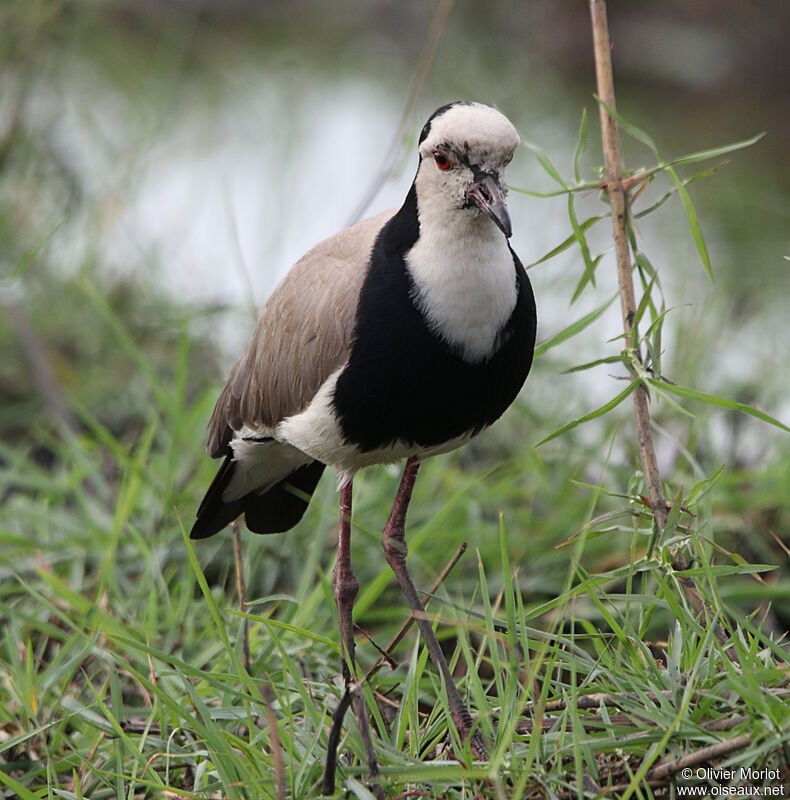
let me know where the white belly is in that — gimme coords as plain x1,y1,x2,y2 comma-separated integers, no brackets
275,367,480,486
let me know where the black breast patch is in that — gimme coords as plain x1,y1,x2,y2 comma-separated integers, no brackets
332,186,537,453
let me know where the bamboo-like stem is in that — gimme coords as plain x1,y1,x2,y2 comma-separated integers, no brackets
588,0,737,659
589,0,668,533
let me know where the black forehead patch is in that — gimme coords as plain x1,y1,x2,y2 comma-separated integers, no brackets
418,100,474,145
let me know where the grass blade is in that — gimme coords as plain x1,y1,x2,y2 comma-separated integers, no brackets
534,291,618,360
536,379,639,446
666,165,713,279
524,215,604,270
521,140,569,189
648,378,790,433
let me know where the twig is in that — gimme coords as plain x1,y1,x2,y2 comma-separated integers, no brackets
231,522,285,798
601,733,753,792
519,707,752,736
262,681,287,800
703,714,749,732
588,0,737,662
231,520,251,673
67,732,105,792
517,712,634,734
363,542,468,681
346,0,455,225
5,300,79,436
523,688,677,714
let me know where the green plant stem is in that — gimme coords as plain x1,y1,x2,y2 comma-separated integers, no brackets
588,0,737,659
589,0,668,533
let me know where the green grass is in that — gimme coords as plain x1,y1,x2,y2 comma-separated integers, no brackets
2,4,790,796
2,262,789,797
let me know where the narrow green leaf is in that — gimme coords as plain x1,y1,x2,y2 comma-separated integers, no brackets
521,140,569,189
633,249,659,281
631,272,658,349
595,96,660,159
666,165,713,279
568,191,597,292
0,769,39,800
3,220,64,283
499,511,518,673
534,291,618,359
687,465,726,506
677,564,778,578
570,253,604,304
536,380,639,446
524,216,604,270
652,383,697,419
647,378,790,433
652,484,684,559
180,525,232,653
562,354,625,374
634,162,725,219
110,668,125,800
573,107,588,183
669,132,765,167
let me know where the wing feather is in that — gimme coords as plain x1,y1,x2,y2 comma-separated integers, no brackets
206,210,394,457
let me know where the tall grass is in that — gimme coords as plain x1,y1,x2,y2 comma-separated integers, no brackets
2,2,790,798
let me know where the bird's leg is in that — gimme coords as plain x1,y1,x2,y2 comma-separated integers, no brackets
382,457,488,760
323,480,384,800
334,481,359,684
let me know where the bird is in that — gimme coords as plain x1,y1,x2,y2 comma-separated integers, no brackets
191,100,537,785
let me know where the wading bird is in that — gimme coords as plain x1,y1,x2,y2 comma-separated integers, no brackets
191,101,536,788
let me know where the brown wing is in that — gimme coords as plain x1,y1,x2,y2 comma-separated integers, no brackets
206,210,394,457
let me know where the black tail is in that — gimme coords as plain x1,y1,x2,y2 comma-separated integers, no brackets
190,457,326,540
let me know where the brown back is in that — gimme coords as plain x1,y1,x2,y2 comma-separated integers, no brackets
206,210,394,457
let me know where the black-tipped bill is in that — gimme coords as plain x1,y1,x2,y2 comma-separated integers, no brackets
467,172,512,238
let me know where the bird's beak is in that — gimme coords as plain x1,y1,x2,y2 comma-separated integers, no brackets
467,172,512,238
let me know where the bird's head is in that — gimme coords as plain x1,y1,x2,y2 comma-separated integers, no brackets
414,102,520,238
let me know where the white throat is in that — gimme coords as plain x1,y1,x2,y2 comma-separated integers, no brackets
406,208,517,363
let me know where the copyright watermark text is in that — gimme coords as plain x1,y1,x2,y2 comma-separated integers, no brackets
677,766,785,797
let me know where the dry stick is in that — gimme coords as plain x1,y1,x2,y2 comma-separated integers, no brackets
261,681,287,800
231,521,285,800
525,689,677,714
5,301,79,436
527,685,790,715
4,300,106,497
518,712,635,735
588,0,736,660
346,0,456,226
519,711,751,736
602,733,753,793
364,542,468,682
231,520,251,673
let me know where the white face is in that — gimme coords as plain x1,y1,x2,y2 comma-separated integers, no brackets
415,103,520,217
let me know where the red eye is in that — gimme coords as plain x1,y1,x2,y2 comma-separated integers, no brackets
433,151,452,171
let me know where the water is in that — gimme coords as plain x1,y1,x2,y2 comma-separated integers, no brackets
6,5,789,457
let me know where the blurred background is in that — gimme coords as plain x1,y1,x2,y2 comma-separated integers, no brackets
2,0,790,617
2,4,790,793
